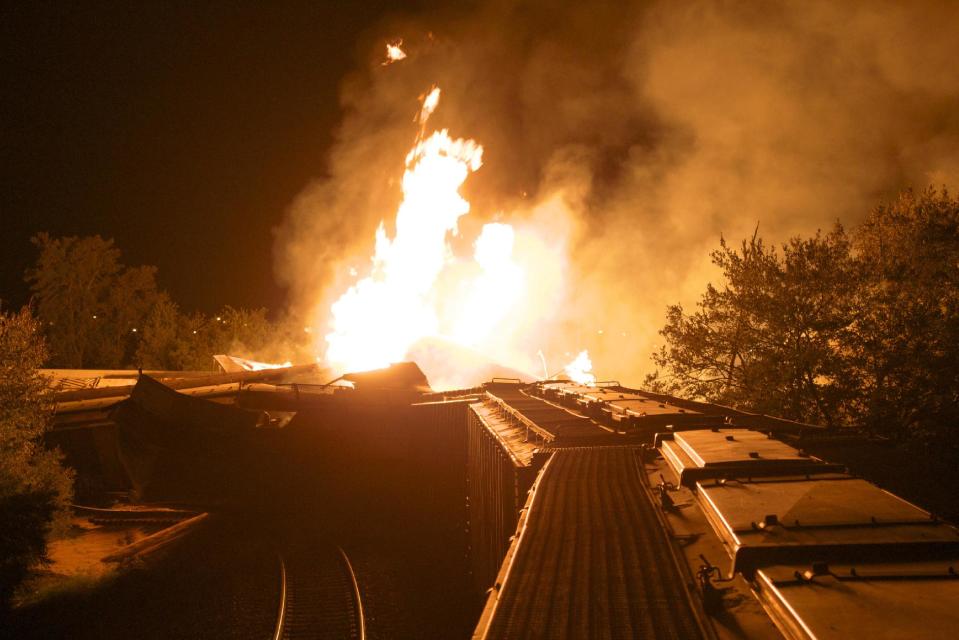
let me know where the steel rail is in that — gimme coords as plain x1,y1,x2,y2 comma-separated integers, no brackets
338,546,366,640
272,556,288,640
272,546,365,640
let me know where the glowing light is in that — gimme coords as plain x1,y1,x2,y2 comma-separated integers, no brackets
319,84,589,388
325,88,483,373
384,41,407,65
243,359,293,371
447,223,524,347
564,350,595,385
537,350,549,379
419,86,441,124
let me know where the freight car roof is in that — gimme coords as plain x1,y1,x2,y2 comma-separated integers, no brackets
754,560,959,639
698,476,959,573
474,447,705,639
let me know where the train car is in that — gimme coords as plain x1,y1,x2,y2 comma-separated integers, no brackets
475,380,959,639
653,426,959,638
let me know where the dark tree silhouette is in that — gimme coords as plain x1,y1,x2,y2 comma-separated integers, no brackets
25,234,159,368
850,188,959,447
648,225,857,426
649,187,959,446
0,308,73,608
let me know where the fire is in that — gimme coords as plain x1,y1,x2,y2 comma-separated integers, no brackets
324,100,483,373
384,41,407,64
221,355,293,372
564,350,595,385
245,360,293,371
446,222,524,348
419,86,441,124
321,86,591,388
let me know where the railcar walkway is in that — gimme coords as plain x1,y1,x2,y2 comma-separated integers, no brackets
477,446,705,639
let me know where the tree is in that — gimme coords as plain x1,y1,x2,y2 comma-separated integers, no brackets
135,294,182,370
649,186,959,446
0,308,74,608
648,225,858,426
850,188,959,446
25,234,160,368
136,303,300,371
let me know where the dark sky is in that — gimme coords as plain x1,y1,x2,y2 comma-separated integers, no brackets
1,1,434,313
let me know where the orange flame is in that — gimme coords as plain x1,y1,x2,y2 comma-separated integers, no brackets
325,89,483,373
321,86,590,387
384,41,407,65
564,350,595,385
419,86,441,124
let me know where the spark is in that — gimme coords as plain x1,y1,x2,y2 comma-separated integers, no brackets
418,86,441,124
384,40,407,65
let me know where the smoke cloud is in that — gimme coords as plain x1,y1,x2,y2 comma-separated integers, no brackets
275,0,959,385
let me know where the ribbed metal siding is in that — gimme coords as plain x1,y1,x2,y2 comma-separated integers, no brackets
467,406,539,596
406,401,471,541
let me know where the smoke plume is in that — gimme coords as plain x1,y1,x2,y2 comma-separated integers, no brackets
275,0,959,385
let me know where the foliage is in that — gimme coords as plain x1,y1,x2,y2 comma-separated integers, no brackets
0,308,74,608
649,187,959,445
134,294,182,370
25,234,160,368
850,188,959,446
136,304,297,371
23,235,307,371
649,226,858,426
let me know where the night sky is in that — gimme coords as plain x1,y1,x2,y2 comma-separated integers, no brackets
1,1,436,313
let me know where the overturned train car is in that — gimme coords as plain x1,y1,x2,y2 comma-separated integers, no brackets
47,367,959,639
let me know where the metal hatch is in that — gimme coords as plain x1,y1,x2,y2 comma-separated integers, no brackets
697,476,959,573
754,560,959,639
675,429,809,467
662,428,844,485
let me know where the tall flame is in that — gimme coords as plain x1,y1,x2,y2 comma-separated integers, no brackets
322,86,589,387
325,97,483,373
564,350,596,385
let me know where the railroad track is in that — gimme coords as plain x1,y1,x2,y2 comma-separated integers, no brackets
274,545,365,640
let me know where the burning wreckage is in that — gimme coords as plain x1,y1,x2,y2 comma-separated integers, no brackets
48,358,959,639
34,52,959,640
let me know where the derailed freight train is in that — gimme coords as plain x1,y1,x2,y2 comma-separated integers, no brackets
47,365,959,638
469,380,959,639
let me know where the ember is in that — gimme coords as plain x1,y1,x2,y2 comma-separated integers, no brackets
384,40,407,65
